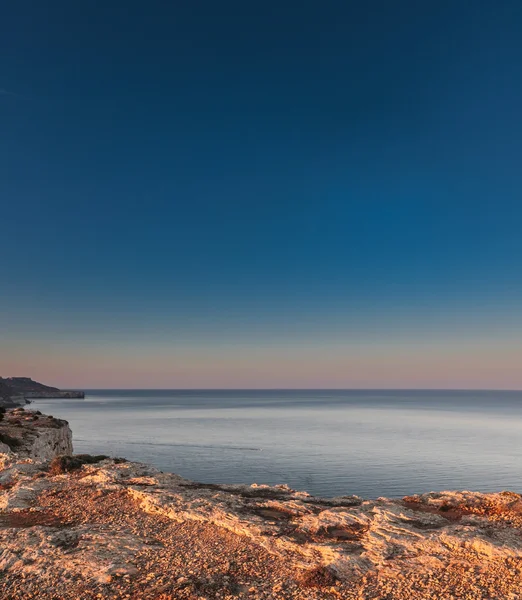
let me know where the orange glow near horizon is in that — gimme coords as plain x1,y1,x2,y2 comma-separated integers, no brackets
2,337,522,390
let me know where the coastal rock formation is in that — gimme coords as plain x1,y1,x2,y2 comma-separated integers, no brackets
1,413,522,598
0,380,25,407
0,377,84,406
0,408,73,463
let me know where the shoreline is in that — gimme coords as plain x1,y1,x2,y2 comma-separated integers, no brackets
31,390,522,500
2,408,522,599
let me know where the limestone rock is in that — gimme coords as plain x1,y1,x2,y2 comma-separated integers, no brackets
2,413,522,598
0,409,73,461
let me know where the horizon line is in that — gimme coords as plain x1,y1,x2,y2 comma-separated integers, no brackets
67,387,522,392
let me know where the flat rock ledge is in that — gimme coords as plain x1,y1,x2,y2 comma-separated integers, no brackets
1,413,522,598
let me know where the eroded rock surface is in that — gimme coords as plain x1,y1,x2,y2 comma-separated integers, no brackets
2,458,522,598
0,408,73,462
1,414,522,598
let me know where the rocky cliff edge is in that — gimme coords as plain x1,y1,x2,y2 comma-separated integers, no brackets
0,407,73,461
1,410,522,599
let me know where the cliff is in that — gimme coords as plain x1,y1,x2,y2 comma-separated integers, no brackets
4,377,62,395
0,377,84,406
0,407,73,461
1,413,522,599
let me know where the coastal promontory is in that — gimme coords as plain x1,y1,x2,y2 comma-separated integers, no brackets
1,409,522,599
0,377,84,407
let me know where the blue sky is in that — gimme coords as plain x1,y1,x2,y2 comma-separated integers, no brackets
2,1,522,387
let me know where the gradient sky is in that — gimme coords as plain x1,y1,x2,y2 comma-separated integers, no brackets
2,1,522,388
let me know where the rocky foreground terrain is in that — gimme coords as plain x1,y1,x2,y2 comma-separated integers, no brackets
2,409,522,599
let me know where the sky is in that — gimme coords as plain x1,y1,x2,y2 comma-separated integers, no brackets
1,1,522,389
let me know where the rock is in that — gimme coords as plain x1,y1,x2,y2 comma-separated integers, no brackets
0,410,72,461
0,377,84,407
4,456,522,582
2,412,522,598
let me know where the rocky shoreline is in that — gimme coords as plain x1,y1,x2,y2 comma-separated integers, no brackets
0,377,84,408
1,409,522,599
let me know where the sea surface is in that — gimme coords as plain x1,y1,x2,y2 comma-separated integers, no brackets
33,389,522,498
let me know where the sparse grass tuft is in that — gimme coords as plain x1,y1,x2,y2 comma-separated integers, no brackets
300,566,338,588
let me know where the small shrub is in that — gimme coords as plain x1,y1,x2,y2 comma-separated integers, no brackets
48,454,109,475
300,566,338,588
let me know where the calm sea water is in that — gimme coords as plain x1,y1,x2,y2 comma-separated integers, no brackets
33,389,522,498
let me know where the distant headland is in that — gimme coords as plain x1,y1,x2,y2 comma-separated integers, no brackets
0,377,84,406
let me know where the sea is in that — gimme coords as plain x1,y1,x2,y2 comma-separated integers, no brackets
32,389,522,499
